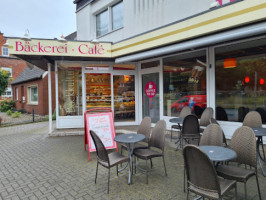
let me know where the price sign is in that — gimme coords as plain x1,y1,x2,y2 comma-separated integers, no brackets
84,109,117,161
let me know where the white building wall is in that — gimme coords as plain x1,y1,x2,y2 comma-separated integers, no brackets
76,0,215,42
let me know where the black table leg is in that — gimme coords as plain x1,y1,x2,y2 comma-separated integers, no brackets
257,137,266,177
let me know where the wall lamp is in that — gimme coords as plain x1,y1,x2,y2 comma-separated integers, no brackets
22,29,31,41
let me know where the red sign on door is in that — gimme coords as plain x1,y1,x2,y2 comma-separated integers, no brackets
145,81,157,98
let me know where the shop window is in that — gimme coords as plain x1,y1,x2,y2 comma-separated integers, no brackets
96,9,109,37
27,85,38,105
2,47,8,56
58,66,82,116
96,1,123,37
215,37,266,123
163,50,207,117
113,75,135,122
86,73,111,110
112,1,123,30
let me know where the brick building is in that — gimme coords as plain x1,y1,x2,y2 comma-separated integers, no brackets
11,66,56,115
0,32,27,100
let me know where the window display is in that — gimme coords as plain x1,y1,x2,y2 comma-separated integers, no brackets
215,37,266,123
58,67,82,116
86,73,111,109
163,50,207,117
113,75,135,121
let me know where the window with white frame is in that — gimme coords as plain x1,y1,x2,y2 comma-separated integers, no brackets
112,1,123,31
27,85,38,104
2,87,12,97
96,1,123,37
2,47,9,56
1,67,12,77
96,9,109,37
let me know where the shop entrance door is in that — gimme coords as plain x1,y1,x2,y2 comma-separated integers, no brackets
142,73,160,123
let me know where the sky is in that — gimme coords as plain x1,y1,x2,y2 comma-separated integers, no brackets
0,0,76,39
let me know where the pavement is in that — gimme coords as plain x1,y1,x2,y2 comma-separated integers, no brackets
0,121,265,200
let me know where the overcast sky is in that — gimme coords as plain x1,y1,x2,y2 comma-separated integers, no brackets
0,0,76,39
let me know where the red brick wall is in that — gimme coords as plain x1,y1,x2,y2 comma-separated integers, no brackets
0,33,6,55
12,71,56,115
0,33,27,101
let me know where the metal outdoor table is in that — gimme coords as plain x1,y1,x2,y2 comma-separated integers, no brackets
169,117,184,150
251,127,266,177
169,117,184,124
199,145,237,167
114,133,145,184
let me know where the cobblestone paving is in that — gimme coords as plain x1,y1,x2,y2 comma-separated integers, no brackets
0,122,265,200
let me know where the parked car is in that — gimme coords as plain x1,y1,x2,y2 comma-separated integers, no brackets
170,95,206,113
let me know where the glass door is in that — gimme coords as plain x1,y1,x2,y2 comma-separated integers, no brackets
86,73,111,110
142,72,160,123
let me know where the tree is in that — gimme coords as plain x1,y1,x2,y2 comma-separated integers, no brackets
0,69,10,96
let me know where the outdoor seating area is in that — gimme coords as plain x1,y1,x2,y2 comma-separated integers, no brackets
0,121,265,199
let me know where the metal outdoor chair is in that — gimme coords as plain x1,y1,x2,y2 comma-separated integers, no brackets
216,126,262,200
216,106,228,121
199,107,213,133
133,120,167,184
209,118,227,146
121,116,151,154
170,106,191,141
183,145,237,200
243,111,262,128
243,111,265,159
180,114,200,149
199,124,223,146
90,130,129,194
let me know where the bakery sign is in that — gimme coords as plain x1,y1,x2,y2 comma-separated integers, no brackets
8,38,112,58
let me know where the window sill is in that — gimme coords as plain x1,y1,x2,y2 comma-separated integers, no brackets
27,102,39,106
97,27,124,39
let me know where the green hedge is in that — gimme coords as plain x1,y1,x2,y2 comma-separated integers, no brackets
0,100,15,112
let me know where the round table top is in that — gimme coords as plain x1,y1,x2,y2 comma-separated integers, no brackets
114,133,145,144
251,127,266,137
169,117,184,124
199,146,237,162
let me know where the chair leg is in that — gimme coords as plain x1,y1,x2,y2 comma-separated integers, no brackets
146,159,148,184
162,156,167,176
235,184,237,200
108,168,110,194
120,147,123,167
256,174,262,200
244,182,247,200
261,140,265,160
134,155,137,174
150,158,153,168
116,165,118,176
95,162,98,184
184,167,186,193
171,128,173,141
186,189,189,200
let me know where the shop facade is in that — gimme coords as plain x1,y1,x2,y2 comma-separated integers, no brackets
7,0,266,140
